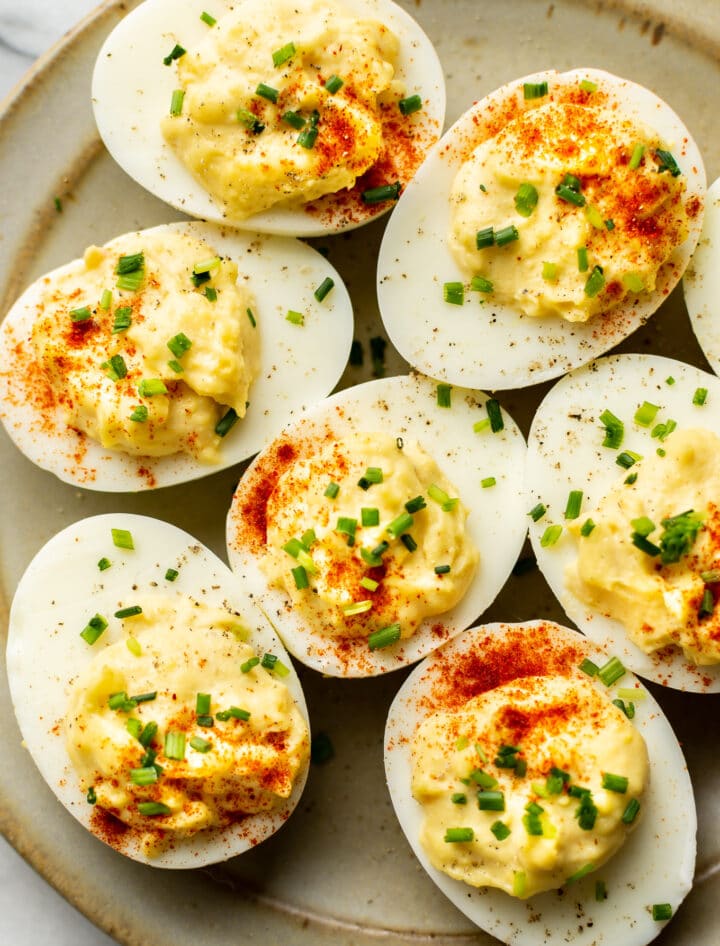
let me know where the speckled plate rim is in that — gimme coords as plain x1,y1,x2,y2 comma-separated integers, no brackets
2,2,720,945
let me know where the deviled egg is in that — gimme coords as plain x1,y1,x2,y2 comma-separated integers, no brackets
0,220,352,490
385,620,695,946
92,0,445,236
226,373,527,677
6,514,310,868
377,68,705,390
527,353,720,691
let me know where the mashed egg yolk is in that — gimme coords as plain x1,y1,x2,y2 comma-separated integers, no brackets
411,674,647,898
448,98,692,323
31,228,258,462
65,596,309,854
568,427,720,664
262,432,479,643
161,0,401,219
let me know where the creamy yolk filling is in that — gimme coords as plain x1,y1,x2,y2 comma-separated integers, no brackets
31,228,259,462
161,0,402,219
411,674,648,898
448,96,692,323
568,427,720,664
65,596,309,854
263,432,479,644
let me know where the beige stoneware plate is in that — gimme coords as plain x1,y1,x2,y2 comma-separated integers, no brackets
1,1,720,944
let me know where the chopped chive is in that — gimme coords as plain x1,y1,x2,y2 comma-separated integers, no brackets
605,218,615,230
170,89,185,116
598,656,626,686
400,533,417,552
612,698,635,719
434,564,451,575
616,450,641,469
196,693,211,715
599,409,624,449
478,791,505,811
286,309,304,325
101,354,128,382
577,246,589,272
529,503,547,522
98,557,111,571
282,110,306,129
241,656,260,674
368,623,401,650
86,786,97,805
629,143,645,170
314,277,334,302
245,308,257,330
444,827,474,843
360,576,379,592
343,599,372,616
699,588,715,620
490,820,511,841
164,567,179,583
556,183,585,206
168,359,183,374
595,880,608,901
200,10,216,26
99,289,112,310
70,306,92,322
130,766,159,786
630,515,655,537
138,802,172,817
138,720,158,748
189,736,212,753
112,306,132,333
364,467,383,484
622,797,641,824
361,507,380,527
167,332,192,359
130,404,148,423
387,512,414,538
654,149,681,176
513,872,527,897
470,275,494,293
405,496,426,514
324,481,340,499
652,903,673,921
291,565,309,589
580,78,598,93
451,792,467,805
297,125,318,148
634,401,659,427
564,489,583,520
476,226,494,249
111,528,134,550
514,182,538,217
540,524,562,547
481,477,496,488
337,516,357,538
584,203,605,229
215,407,238,437
443,281,464,305
272,42,296,67
542,261,558,281
398,93,423,114
579,657,599,676
237,108,264,133
114,605,142,619
129,691,156,705
163,731,186,760
584,265,605,297
602,772,628,793
693,387,708,406
567,863,596,884
197,715,214,727
495,224,519,246
117,270,144,292
325,74,343,94
80,613,108,645
701,569,720,583
361,182,401,204
523,81,548,99
666,376,675,386
256,82,279,103
580,519,596,537
632,532,660,556
138,379,167,397
485,398,504,432
108,691,136,711
437,383,452,408
163,43,186,66
54,196,63,213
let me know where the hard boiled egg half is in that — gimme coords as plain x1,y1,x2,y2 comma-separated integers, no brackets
377,68,705,390
385,620,695,946
6,514,310,868
92,0,445,236
226,373,527,677
527,353,720,692
0,220,352,491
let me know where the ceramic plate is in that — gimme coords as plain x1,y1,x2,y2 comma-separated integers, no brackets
2,2,720,944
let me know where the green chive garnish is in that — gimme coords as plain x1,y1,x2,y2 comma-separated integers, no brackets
577,246,589,272
324,481,340,499
114,605,142,619
314,277,334,302
542,261,558,281
200,10,216,26
163,44,186,66
286,309,304,325
580,79,597,92
602,772,628,793
654,149,681,176
130,766,158,786
599,409,624,449
98,557,111,571
400,533,417,552
693,387,708,406
138,802,172,817
112,307,132,333
167,332,192,359
111,528,134,550
130,405,148,423
80,613,108,645
556,183,586,206
297,125,318,148
634,401,659,427
405,496,426,514
495,224,519,246
237,108,264,133
528,503,546,522
540,524,562,547
398,93,423,115
256,82,279,103
215,407,238,437
579,657,599,676
361,507,380,527
598,655,626,686
514,182,538,217
451,792,467,805
99,289,112,310
584,265,605,297
476,226,494,249
368,623,401,650
387,512,414,538
567,863,595,884
523,81,548,99
282,110,306,129
70,306,92,322
292,565,309,589
443,281,464,305
138,379,167,397
325,74,343,94
169,89,185,116
444,827,474,842
616,450,641,469
580,519,596,537
564,489,583,520
437,383,452,408
652,903,673,921
478,791,505,811
622,797,641,823
481,476,496,488
485,398,504,432
361,182,402,203
470,275,493,293
272,42,296,67
629,143,645,170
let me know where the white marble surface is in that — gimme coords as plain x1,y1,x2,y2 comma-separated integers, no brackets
0,9,118,946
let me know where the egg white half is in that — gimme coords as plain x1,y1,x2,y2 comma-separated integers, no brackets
91,0,445,237
226,373,528,677
384,620,696,946
377,68,705,390
6,513,310,868
0,220,353,491
684,176,720,372
527,353,720,692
